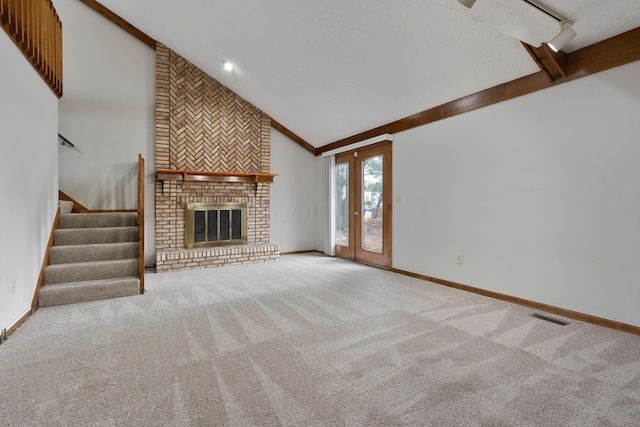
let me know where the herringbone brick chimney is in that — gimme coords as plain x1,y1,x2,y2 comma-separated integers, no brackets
154,43,278,272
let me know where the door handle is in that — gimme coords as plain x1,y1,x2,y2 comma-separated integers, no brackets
354,211,360,216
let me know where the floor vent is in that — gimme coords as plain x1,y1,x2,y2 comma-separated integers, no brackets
531,313,570,326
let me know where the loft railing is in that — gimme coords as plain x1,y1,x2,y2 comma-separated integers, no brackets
1,0,63,98
137,154,145,294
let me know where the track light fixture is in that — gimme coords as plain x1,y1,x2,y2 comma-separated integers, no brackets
522,1,577,52
457,0,477,8
455,0,577,51
547,20,576,52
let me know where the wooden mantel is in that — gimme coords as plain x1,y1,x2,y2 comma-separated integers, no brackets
156,169,277,183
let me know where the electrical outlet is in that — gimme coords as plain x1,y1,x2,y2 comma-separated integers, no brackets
456,253,463,264
10,280,16,295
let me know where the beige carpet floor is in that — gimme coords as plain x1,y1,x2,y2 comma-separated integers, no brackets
1,253,640,426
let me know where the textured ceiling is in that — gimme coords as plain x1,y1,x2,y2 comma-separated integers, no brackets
96,0,640,147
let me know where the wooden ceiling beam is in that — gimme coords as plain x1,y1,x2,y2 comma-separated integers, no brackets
78,0,156,49
316,26,640,156
271,119,317,155
521,42,567,83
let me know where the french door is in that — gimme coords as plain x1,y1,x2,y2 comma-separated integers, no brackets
334,142,392,268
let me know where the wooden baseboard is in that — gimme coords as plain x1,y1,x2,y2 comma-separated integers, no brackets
3,208,61,341
59,190,89,213
5,310,33,339
30,208,60,314
280,250,324,256
392,268,640,336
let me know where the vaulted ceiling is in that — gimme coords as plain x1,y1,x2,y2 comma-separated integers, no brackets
96,0,640,148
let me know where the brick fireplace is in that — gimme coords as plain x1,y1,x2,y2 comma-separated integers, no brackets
154,43,279,272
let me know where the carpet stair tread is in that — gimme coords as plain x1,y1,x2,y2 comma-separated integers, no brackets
44,258,139,285
59,212,138,229
55,226,139,246
38,277,140,307
49,242,139,264
41,207,142,307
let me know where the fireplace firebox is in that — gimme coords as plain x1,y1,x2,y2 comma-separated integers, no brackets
185,202,248,248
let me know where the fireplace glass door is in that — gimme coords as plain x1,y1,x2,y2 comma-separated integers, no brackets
186,202,247,248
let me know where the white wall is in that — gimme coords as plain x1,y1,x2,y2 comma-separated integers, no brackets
392,60,640,327
0,34,58,332
54,0,156,265
270,129,317,252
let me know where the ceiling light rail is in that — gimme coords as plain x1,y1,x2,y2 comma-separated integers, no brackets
521,0,564,22
458,0,568,21
456,0,576,53
521,0,576,52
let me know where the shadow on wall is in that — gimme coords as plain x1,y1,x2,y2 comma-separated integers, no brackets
67,163,138,210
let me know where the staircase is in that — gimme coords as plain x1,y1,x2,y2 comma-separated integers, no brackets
39,203,141,307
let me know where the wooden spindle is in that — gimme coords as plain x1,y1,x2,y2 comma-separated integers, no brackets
1,0,62,98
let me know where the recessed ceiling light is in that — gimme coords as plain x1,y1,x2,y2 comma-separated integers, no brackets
223,61,234,72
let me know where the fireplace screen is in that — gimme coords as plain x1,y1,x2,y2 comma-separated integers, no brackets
185,202,248,248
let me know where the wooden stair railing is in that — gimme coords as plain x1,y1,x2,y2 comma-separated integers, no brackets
137,154,145,294
1,0,63,98
59,153,145,295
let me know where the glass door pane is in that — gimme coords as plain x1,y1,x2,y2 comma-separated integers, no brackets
333,143,389,267
361,155,383,254
335,162,350,247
